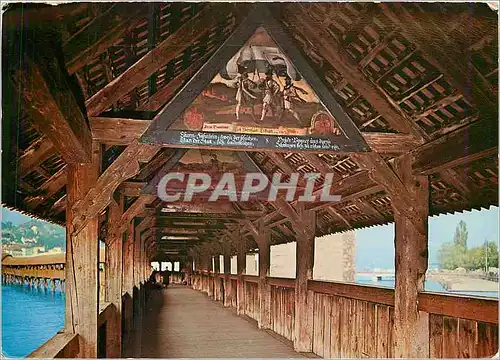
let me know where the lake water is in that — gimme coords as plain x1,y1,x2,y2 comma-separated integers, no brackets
356,275,499,298
2,276,497,357
2,284,65,358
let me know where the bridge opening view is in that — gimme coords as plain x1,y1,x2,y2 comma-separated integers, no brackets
1,2,499,359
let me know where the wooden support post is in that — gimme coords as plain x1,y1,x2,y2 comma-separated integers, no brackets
392,154,430,358
65,143,100,358
214,255,221,301
257,220,271,329
131,224,146,358
122,221,134,356
105,194,124,358
223,249,231,307
208,255,214,299
237,236,246,316
294,204,316,353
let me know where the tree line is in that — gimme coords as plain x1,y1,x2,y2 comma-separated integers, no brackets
438,220,498,270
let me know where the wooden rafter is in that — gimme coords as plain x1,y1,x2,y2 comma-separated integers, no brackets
85,4,233,117
354,198,386,222
64,4,149,74
325,206,352,229
380,3,497,112
25,167,67,210
283,4,427,140
351,152,423,232
18,137,56,176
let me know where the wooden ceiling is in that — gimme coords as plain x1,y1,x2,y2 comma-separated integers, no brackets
2,3,498,258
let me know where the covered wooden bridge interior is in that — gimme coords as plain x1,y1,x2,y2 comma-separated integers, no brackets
2,2,498,358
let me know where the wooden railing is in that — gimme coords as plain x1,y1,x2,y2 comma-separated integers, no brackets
191,272,498,358
243,275,259,321
307,280,498,358
27,333,79,358
269,277,295,341
230,278,238,308
309,280,395,358
418,292,498,358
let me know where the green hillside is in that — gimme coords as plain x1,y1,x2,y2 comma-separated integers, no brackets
2,219,65,249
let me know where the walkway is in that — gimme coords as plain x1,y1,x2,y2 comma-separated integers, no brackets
140,285,305,358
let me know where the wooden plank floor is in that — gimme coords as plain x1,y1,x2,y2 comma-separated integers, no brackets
140,285,305,358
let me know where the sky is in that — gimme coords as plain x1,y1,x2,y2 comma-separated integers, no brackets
1,207,34,225
356,206,500,270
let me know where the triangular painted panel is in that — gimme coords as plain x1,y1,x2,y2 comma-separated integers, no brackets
140,5,369,153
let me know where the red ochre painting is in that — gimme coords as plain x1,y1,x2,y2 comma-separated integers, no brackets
169,27,345,139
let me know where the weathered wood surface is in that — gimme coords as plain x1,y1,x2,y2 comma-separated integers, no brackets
18,137,56,177
244,280,260,322
271,285,296,341
308,280,395,307
236,239,246,315
13,56,92,164
65,143,100,358
429,314,498,358
27,332,79,359
283,3,425,139
257,220,271,329
294,206,315,352
392,154,429,358
104,196,124,358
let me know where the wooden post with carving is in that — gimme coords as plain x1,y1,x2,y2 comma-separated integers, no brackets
392,154,430,358
257,219,271,329
65,143,101,358
294,204,316,353
105,194,124,358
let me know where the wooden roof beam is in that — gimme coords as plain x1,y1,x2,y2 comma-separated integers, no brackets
90,122,421,154
64,4,149,74
118,181,146,197
411,120,498,175
85,4,233,116
13,55,92,163
90,117,150,145
71,141,159,236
